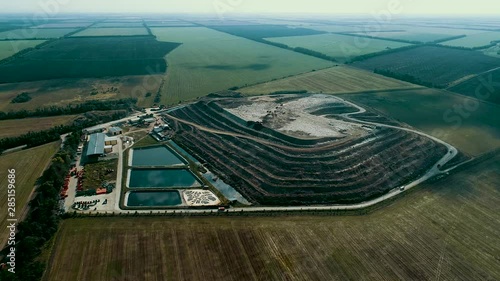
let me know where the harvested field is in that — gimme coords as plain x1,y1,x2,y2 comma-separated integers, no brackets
165,95,447,205
0,115,78,138
353,46,500,87
151,27,333,105
0,40,45,60
0,75,163,111
239,66,420,96
43,155,500,281
0,37,179,84
343,88,500,156
265,33,411,62
71,27,149,37
0,141,59,248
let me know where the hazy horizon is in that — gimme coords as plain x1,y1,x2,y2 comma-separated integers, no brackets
2,0,500,16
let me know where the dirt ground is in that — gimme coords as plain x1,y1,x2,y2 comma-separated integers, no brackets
225,94,367,139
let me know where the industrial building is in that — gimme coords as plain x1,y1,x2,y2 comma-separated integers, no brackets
86,133,119,158
107,126,123,136
86,133,106,157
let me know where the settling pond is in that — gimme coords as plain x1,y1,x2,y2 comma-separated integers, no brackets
130,145,186,167
127,168,202,189
126,191,182,207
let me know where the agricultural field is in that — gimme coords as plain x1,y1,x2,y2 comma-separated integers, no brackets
343,88,500,156
0,115,78,138
165,95,447,205
349,25,486,43
352,46,500,87
239,66,420,95
449,68,500,104
483,44,500,58
0,75,163,111
43,155,500,281
265,33,412,62
305,24,371,33
71,27,149,37
441,31,500,48
151,27,334,104
0,40,45,60
207,24,326,38
33,22,93,28
0,141,59,248
93,22,145,28
0,37,179,84
0,28,78,39
145,21,196,27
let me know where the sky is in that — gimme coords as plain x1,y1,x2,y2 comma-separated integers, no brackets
1,0,500,16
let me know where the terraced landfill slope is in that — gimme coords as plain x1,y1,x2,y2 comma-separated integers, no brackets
44,155,500,281
165,95,447,205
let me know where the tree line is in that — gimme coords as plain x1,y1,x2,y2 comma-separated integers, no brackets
373,68,439,88
0,132,81,281
0,98,137,121
0,110,129,154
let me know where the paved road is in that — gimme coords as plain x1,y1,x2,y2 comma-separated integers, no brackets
87,100,459,214
113,137,125,211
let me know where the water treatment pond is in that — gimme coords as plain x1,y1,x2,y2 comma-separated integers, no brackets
128,168,202,188
126,191,182,207
131,146,185,167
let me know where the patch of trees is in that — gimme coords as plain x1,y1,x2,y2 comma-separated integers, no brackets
373,69,439,88
0,98,137,121
0,132,80,281
0,110,128,154
10,92,31,104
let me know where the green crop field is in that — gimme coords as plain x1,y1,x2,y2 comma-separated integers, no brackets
449,68,500,104
0,40,45,60
343,88,500,156
43,155,500,281
352,46,500,87
0,141,59,248
151,27,334,105
442,31,500,48
350,26,485,43
483,44,500,58
0,28,78,39
0,37,179,83
71,27,149,37
0,115,79,138
239,65,420,95
265,33,411,62
33,22,93,28
93,22,146,28
304,24,366,33
206,24,325,38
